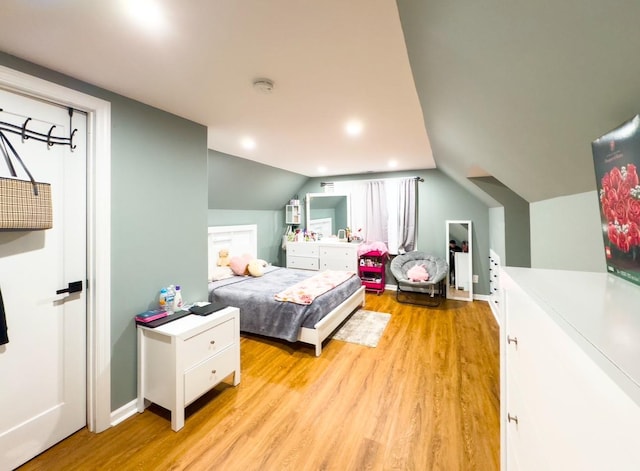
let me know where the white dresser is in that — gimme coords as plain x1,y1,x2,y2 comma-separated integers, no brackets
137,307,240,431
286,241,359,271
500,268,640,470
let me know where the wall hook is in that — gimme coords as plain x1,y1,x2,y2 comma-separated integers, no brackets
69,128,77,150
46,125,56,148
21,117,31,142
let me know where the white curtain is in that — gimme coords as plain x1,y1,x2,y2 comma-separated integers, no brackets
365,180,388,244
396,178,417,253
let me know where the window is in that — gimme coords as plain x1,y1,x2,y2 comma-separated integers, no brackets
333,177,418,254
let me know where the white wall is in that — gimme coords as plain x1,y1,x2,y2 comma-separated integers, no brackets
530,191,606,272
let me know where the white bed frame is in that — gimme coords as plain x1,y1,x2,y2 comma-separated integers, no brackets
208,224,365,356
300,284,365,355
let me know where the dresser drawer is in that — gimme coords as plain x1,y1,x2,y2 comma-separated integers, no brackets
287,243,319,257
287,255,319,270
320,246,357,271
320,259,357,271
182,318,235,369
320,245,356,259
184,346,237,405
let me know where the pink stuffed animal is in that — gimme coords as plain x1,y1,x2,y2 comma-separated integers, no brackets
407,264,430,282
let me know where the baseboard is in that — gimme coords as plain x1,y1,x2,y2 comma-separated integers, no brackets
110,399,139,427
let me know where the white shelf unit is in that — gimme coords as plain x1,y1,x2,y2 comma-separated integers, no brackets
285,203,301,225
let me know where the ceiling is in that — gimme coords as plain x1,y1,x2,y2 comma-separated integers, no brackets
397,0,640,203
4,1,639,205
0,0,434,178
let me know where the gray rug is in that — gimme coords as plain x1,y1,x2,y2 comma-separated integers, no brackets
332,310,391,348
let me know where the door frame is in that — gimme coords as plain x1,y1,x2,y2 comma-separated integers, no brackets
0,65,112,433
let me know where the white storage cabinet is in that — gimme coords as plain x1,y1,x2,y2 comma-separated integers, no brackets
500,268,640,470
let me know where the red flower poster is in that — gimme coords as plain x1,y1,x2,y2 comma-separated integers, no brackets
592,114,640,287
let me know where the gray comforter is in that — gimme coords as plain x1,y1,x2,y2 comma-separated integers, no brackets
208,266,362,342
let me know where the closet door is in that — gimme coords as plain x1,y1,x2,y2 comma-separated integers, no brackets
0,89,87,470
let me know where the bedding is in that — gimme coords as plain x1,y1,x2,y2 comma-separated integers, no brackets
274,270,356,305
208,266,362,342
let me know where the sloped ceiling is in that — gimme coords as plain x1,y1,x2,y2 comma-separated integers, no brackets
397,0,640,203
3,1,638,206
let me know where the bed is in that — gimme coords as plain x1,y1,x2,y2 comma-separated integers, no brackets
207,225,366,356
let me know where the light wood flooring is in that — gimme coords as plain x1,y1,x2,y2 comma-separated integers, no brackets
19,291,500,471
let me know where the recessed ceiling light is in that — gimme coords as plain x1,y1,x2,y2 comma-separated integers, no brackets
122,0,167,33
241,137,256,150
318,166,327,173
388,159,398,168
345,120,363,137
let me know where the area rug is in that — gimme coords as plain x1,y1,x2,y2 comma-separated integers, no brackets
331,310,391,348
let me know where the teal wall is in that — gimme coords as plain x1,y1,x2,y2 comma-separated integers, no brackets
471,176,530,267
0,52,210,410
208,149,308,210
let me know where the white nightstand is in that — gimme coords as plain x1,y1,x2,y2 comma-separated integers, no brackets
136,306,240,431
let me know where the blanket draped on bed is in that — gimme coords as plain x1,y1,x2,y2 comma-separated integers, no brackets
274,270,356,305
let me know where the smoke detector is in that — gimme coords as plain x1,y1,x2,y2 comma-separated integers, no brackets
253,78,275,94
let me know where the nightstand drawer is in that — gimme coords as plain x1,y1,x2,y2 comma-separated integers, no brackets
184,346,237,405
182,318,234,369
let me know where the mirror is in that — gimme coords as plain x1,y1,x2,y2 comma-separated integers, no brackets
446,220,473,302
306,193,350,239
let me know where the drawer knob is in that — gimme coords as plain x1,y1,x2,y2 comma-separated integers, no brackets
210,340,216,345
507,335,518,347
211,369,217,374
508,413,519,425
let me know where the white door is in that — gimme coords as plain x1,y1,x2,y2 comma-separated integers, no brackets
0,89,87,470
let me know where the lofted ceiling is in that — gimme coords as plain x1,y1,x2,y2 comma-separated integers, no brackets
397,0,640,203
0,0,434,178
3,1,637,205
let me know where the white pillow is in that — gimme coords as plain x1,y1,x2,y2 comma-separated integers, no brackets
209,266,234,282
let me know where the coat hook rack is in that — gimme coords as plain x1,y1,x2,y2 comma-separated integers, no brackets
0,106,78,150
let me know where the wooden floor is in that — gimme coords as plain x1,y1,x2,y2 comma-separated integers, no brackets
19,291,500,471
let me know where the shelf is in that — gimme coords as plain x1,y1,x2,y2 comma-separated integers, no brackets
285,204,301,225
